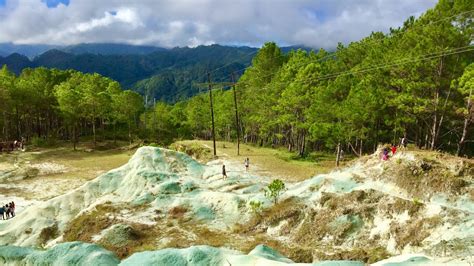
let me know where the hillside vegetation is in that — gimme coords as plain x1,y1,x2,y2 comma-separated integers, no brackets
0,0,472,160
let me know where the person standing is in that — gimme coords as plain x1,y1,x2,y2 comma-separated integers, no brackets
4,204,9,219
400,137,407,150
391,144,397,156
382,147,389,161
222,164,227,179
10,202,15,217
244,158,249,172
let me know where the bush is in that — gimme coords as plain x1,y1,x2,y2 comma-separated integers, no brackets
30,136,57,147
249,200,263,216
265,179,286,204
31,136,46,147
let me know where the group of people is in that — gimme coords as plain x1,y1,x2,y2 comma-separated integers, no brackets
0,139,25,153
381,137,408,161
0,202,15,220
222,157,250,179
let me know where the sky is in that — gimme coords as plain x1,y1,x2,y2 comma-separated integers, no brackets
0,0,438,49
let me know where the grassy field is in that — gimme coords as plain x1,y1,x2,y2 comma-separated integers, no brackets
0,141,137,199
0,142,136,180
172,140,344,182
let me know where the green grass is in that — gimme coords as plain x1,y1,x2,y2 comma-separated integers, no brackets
172,140,341,182
0,142,135,181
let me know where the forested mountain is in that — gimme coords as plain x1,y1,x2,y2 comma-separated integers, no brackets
0,43,163,58
61,43,166,55
0,44,259,101
0,53,33,74
0,43,59,58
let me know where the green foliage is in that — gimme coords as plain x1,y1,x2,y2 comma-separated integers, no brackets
248,200,264,215
0,0,472,157
30,136,47,147
412,198,423,206
265,179,286,204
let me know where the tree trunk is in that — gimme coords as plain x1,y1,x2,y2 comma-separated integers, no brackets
113,122,117,145
15,106,20,139
73,124,77,151
430,87,440,150
349,142,361,157
336,142,341,167
457,87,472,156
92,118,96,148
2,111,7,139
431,57,444,150
128,121,132,146
299,131,306,157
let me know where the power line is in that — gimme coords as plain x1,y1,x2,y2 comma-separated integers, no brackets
157,45,473,103
161,10,474,102
294,46,474,84
234,46,473,88
228,9,474,85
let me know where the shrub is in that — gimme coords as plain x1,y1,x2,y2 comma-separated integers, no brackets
412,197,422,206
249,200,263,216
265,179,286,204
31,136,47,147
38,223,59,246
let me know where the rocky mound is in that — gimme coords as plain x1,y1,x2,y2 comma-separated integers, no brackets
0,147,472,265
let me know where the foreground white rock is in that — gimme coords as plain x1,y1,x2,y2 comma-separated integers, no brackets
0,147,472,265
0,242,364,266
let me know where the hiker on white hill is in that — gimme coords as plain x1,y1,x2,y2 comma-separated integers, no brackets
222,164,227,179
9,202,15,217
0,205,4,220
400,137,407,150
3,204,10,219
244,157,249,172
382,147,389,161
391,143,397,155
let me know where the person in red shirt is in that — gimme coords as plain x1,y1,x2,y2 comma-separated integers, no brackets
391,143,397,156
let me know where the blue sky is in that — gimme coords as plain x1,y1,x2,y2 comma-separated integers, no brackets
0,0,438,48
41,0,69,8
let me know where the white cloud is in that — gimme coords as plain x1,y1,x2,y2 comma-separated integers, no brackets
0,0,438,48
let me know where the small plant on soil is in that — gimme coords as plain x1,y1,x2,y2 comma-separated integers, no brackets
265,179,286,204
412,197,422,206
249,200,263,216
309,183,322,192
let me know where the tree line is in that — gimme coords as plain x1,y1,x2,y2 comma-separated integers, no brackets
0,66,143,150
0,0,472,157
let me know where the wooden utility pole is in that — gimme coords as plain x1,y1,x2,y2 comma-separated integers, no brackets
152,98,156,131
336,142,341,167
144,95,148,131
231,72,240,156
207,72,217,157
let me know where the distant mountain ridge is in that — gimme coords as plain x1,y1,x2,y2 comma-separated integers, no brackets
0,43,59,58
0,42,167,58
0,43,316,102
61,43,167,55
